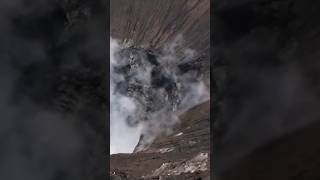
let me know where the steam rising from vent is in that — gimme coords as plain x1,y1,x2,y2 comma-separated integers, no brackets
110,37,209,154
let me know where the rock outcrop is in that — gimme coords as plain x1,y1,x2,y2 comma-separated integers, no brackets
110,0,210,179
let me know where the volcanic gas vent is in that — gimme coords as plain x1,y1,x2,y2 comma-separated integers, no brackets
112,47,181,126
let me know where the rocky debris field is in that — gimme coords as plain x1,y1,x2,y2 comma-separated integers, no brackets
110,101,210,180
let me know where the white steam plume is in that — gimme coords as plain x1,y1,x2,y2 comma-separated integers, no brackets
110,38,143,154
110,36,209,154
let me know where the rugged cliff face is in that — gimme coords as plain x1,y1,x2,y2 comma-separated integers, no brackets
110,0,210,179
111,0,210,81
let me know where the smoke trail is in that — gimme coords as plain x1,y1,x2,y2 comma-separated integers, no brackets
110,38,144,154
110,36,209,154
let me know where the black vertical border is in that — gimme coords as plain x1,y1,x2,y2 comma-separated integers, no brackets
106,0,110,178
210,0,214,179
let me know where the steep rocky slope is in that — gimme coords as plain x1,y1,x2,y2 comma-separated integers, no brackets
110,0,210,179
110,101,210,180
111,0,210,80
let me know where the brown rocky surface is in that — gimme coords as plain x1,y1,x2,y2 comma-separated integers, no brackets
110,0,209,51
110,1,210,179
110,101,210,180
110,0,210,79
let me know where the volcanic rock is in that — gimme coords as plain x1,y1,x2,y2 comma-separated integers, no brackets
110,101,210,180
110,0,210,179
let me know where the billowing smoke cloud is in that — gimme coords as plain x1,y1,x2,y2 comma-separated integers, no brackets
110,38,144,154
213,1,320,174
110,36,209,154
0,0,107,179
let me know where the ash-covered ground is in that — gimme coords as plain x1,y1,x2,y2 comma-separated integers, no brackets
111,101,210,180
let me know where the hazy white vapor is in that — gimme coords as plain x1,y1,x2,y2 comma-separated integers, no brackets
110,38,143,154
110,36,209,154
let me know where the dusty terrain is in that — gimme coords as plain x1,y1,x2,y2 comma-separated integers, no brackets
110,0,210,78
110,101,210,180
110,0,210,179
111,0,209,51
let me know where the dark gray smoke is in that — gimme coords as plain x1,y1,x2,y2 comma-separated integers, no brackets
213,0,320,176
0,0,107,179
